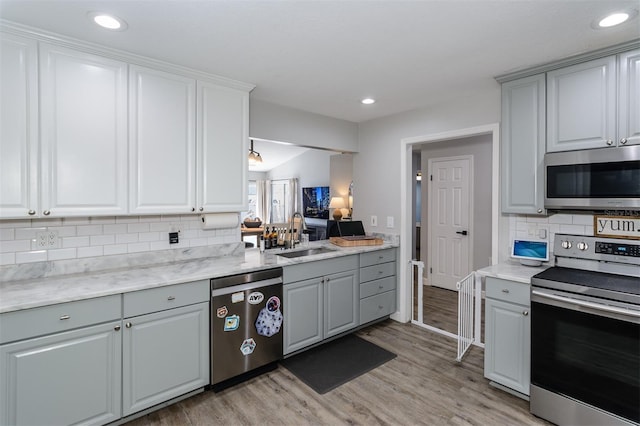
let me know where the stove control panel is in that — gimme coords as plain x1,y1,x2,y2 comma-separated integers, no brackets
554,234,640,267
595,241,640,257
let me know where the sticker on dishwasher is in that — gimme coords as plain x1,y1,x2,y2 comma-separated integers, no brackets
255,296,283,337
248,291,264,305
240,338,256,355
231,291,245,303
224,314,240,331
216,306,228,318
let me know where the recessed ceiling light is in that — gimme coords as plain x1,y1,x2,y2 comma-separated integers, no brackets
361,98,375,105
592,9,637,29
88,12,128,31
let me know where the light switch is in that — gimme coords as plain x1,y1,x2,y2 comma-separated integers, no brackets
371,215,378,227
387,216,394,228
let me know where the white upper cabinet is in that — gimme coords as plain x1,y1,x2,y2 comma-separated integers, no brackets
619,49,640,147
547,56,617,152
0,33,38,219
197,82,249,212
39,43,128,217
129,65,197,214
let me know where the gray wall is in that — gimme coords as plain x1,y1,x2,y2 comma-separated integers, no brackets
267,149,331,188
329,154,353,216
353,87,501,237
419,134,493,271
250,98,359,152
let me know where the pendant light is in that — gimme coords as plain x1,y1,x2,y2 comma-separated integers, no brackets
248,139,263,165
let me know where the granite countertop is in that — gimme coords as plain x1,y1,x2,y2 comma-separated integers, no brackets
0,240,397,314
475,261,550,284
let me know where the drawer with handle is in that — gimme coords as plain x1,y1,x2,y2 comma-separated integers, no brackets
360,248,396,267
360,291,396,324
0,295,121,344
124,279,209,318
360,261,396,283
360,276,397,299
485,277,530,306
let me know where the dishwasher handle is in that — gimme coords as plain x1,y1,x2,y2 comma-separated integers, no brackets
211,277,282,297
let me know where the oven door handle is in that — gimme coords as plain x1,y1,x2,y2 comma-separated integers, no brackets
532,289,640,320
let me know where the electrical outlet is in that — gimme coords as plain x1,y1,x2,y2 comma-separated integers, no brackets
34,231,59,249
386,216,394,228
370,215,378,227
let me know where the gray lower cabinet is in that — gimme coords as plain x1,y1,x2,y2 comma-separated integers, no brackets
122,280,209,417
359,248,397,324
0,295,122,426
484,277,530,396
283,255,358,355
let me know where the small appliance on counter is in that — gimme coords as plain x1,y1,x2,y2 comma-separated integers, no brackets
328,220,383,246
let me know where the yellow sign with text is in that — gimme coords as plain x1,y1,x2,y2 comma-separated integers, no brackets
593,215,640,240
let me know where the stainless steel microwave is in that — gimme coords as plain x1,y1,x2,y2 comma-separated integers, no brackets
544,145,640,212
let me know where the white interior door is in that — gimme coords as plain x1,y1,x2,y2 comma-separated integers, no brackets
428,156,472,291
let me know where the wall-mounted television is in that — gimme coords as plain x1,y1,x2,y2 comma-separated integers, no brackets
302,186,330,219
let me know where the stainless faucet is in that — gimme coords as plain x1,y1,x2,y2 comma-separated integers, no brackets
289,212,305,249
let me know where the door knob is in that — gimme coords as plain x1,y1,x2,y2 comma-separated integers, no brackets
456,230,468,236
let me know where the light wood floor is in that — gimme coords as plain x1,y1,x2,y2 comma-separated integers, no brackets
125,320,549,426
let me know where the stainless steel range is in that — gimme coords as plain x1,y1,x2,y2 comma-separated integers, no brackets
530,234,640,426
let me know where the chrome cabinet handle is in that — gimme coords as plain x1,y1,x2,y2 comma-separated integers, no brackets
620,138,628,145
326,277,330,283
191,207,196,212
114,325,121,331
523,311,529,316
167,296,175,301
606,139,614,146
43,210,51,216
199,207,204,212
59,315,70,320
28,210,36,216
378,305,384,310
126,322,132,328
537,208,543,213
502,289,509,293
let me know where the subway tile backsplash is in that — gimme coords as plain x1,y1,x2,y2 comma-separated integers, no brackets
0,215,240,266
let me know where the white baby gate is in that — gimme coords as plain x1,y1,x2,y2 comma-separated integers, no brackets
456,272,475,362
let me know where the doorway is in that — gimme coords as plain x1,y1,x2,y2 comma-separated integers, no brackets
399,124,501,348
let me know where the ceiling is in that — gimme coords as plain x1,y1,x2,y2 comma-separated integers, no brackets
1,1,638,124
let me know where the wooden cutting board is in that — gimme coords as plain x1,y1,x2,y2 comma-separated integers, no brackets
329,236,384,247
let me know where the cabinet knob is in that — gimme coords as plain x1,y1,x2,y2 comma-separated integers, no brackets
378,305,384,310
28,210,36,216
114,325,121,331
326,277,330,282
523,311,529,316
167,296,175,301
501,289,509,293
126,322,132,328
537,208,543,213
59,315,70,320
379,285,384,289
191,207,196,212
620,138,628,145
606,139,614,146
199,207,204,212
43,210,51,216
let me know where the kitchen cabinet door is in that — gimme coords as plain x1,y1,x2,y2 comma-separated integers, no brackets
122,302,209,416
484,297,530,396
547,56,617,152
324,269,359,338
619,49,640,147
283,277,323,354
197,81,249,212
0,33,38,219
129,65,197,214
500,74,546,215
39,43,128,217
0,322,122,426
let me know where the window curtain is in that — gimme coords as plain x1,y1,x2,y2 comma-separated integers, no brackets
287,178,299,221
256,179,271,224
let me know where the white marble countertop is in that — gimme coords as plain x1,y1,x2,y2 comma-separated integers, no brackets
0,240,397,314
475,261,550,284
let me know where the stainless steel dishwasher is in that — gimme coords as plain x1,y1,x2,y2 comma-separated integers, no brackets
210,267,283,388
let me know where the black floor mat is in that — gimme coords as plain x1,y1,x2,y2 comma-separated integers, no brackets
280,334,396,394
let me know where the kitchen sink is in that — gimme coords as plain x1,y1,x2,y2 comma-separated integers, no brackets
276,247,336,258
